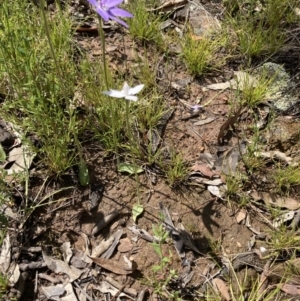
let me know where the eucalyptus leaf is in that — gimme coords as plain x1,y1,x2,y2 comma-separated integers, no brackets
118,163,143,175
132,204,144,223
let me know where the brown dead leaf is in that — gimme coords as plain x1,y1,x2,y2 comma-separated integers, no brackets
258,150,297,166
193,117,215,126
235,209,247,224
288,258,300,273
42,248,83,282
7,145,35,175
250,191,299,210
212,278,230,301
190,163,219,178
118,238,133,253
89,256,135,275
277,283,300,295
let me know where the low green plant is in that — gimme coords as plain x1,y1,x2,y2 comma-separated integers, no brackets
229,17,284,58
162,151,189,187
0,0,82,174
149,223,179,299
224,173,244,196
181,32,225,76
128,0,164,48
0,273,8,299
242,132,265,174
224,0,299,59
235,70,275,108
273,164,300,192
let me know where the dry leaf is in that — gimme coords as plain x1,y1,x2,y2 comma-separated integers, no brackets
61,242,72,264
0,234,11,274
212,278,230,301
193,117,215,126
191,163,219,178
118,238,133,253
41,285,65,301
199,152,214,168
236,210,247,223
208,185,226,199
89,256,135,275
250,191,299,210
93,281,134,300
203,178,223,186
91,236,114,258
92,210,119,235
288,258,300,271
8,262,20,285
42,248,83,282
277,283,300,295
61,282,78,301
207,71,257,91
7,145,35,175
273,211,295,228
258,150,297,166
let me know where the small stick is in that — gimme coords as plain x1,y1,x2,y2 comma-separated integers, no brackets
38,273,61,284
34,271,38,295
105,276,137,297
110,280,130,301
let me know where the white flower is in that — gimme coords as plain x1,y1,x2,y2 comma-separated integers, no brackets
103,82,144,101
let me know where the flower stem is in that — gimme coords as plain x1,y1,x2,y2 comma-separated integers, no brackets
39,0,62,79
98,17,119,164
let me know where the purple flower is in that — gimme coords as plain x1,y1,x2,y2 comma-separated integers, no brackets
87,0,133,28
190,105,203,114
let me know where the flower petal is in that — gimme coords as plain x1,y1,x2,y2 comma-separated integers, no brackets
103,89,124,98
87,0,98,7
125,95,138,101
109,15,129,28
96,8,110,21
129,84,144,95
122,82,130,95
109,7,133,18
104,0,124,8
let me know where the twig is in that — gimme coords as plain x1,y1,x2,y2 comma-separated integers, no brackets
73,281,94,301
105,276,137,297
110,280,130,301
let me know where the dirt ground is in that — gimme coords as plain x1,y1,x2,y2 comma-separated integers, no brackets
2,0,300,300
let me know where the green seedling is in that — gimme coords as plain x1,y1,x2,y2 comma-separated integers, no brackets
149,223,179,298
